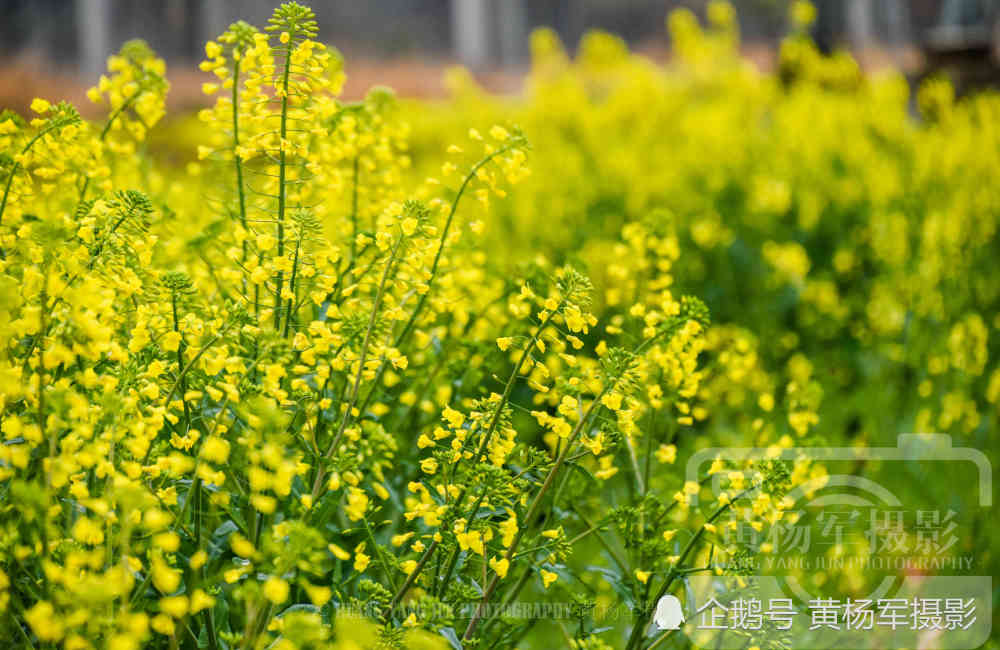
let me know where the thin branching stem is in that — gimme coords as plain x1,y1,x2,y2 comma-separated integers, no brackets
463,385,610,640
355,143,523,415
273,38,294,331
310,234,403,502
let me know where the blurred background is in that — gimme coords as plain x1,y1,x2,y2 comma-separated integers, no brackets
1,0,999,113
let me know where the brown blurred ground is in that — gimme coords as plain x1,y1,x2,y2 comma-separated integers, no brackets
0,56,525,119
0,43,924,120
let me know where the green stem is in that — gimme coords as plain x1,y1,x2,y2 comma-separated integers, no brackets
0,123,69,254
363,518,397,593
463,386,609,640
445,303,563,518
354,143,523,413
139,326,234,466
643,405,657,496
480,565,534,636
99,91,143,141
310,235,402,502
350,155,359,262
282,235,301,338
393,144,518,348
432,303,565,595
435,487,488,597
171,292,191,429
384,539,438,618
625,487,755,650
568,505,630,576
78,88,145,205
231,58,250,281
273,40,293,331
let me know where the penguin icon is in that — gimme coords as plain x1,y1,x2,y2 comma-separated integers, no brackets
653,594,685,630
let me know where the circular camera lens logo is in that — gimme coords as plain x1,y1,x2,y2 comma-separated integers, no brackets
779,473,901,604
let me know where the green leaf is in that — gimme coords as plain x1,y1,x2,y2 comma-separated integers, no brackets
439,627,464,650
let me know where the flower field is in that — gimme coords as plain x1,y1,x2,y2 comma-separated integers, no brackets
0,2,997,649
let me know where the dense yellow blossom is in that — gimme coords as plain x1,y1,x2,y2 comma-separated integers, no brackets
1,1,997,648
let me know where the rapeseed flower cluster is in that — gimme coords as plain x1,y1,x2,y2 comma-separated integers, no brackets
2,1,997,648
404,3,999,643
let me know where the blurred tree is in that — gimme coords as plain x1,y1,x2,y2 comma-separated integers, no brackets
847,0,874,49
451,0,490,67
76,0,110,81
